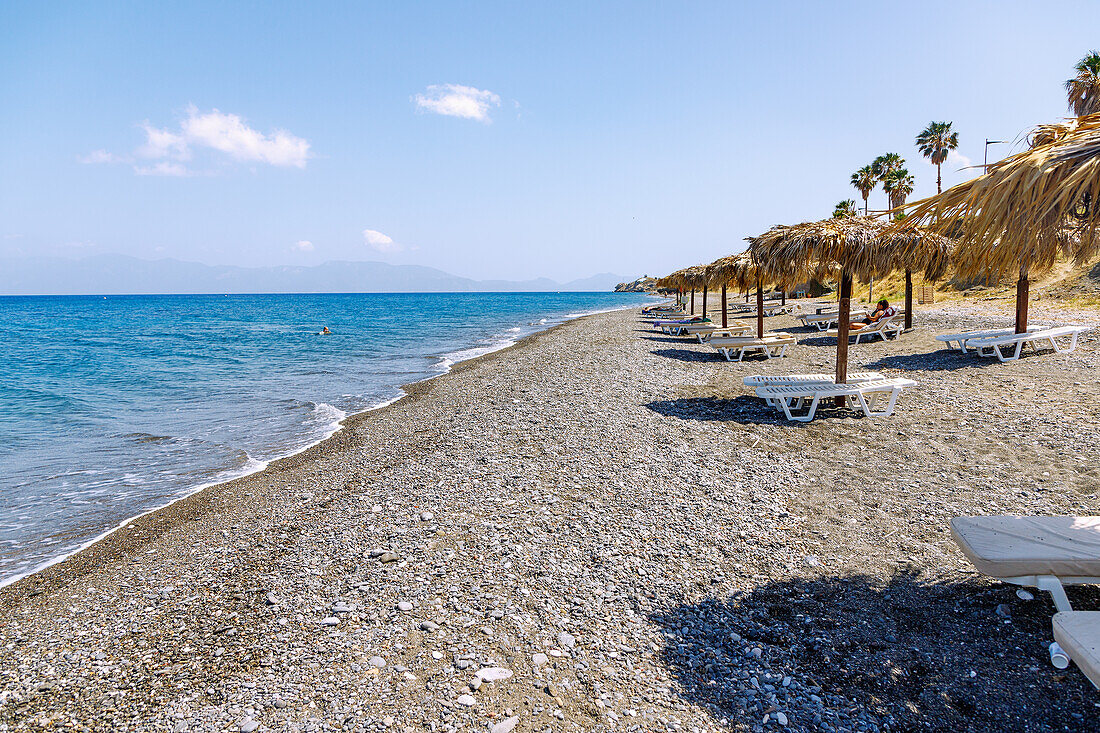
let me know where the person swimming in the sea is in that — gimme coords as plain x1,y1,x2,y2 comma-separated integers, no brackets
321,326,331,334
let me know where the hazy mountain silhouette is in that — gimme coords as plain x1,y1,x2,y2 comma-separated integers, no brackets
0,255,632,295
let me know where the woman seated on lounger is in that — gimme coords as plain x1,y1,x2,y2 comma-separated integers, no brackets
850,299,896,330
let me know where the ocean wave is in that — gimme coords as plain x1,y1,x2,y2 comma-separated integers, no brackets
122,432,175,444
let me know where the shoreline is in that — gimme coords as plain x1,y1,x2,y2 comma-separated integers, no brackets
0,304,624,606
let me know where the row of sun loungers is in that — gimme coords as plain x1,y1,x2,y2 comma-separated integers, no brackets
640,306,1100,689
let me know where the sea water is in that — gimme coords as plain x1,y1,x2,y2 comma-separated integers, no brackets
0,291,654,584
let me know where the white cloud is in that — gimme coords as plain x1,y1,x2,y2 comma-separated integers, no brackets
363,229,402,253
947,150,975,171
137,123,190,161
180,106,310,167
134,162,190,177
87,106,311,176
294,240,315,252
413,84,500,122
79,149,124,164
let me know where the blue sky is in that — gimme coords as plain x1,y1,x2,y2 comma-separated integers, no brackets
2,1,1099,282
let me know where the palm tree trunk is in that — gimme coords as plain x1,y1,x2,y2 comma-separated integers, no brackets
936,162,942,194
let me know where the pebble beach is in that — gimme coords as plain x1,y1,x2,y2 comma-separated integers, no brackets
3,300,1100,733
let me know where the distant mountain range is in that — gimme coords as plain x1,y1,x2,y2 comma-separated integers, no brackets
0,255,633,295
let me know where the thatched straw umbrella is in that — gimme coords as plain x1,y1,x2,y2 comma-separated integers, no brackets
703,257,735,328
749,217,950,387
902,114,1100,333
668,265,708,317
657,267,694,310
706,253,778,338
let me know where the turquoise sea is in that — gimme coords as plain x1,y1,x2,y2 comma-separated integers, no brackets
0,291,654,584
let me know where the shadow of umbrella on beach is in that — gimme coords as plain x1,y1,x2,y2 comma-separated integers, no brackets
650,571,1100,731
901,113,1100,334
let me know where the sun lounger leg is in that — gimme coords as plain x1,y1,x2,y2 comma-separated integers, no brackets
1036,576,1074,613
881,387,902,417
801,395,821,422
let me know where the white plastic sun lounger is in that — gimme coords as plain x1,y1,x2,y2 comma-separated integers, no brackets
681,322,751,342
963,326,1089,362
799,310,868,331
754,377,917,422
652,317,709,335
1053,612,1100,688
934,326,1041,353
825,314,905,343
951,516,1100,614
709,333,795,362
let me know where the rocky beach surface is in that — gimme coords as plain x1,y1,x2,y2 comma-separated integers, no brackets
3,301,1100,732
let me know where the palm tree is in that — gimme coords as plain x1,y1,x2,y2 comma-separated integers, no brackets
872,153,905,209
882,168,915,209
916,122,959,193
1066,51,1100,116
850,166,875,215
832,199,858,218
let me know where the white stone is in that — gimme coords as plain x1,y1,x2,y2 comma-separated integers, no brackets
456,694,476,707
492,717,520,733
532,653,549,665
475,667,513,682
369,656,386,668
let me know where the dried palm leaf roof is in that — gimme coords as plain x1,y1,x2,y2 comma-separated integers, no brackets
704,253,800,289
747,216,952,283
656,265,709,290
901,113,1100,280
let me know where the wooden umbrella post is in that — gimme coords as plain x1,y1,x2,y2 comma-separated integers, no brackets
702,286,708,319
1015,265,1030,333
690,289,695,314
756,284,764,339
835,272,852,400
721,285,728,328
904,269,913,330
